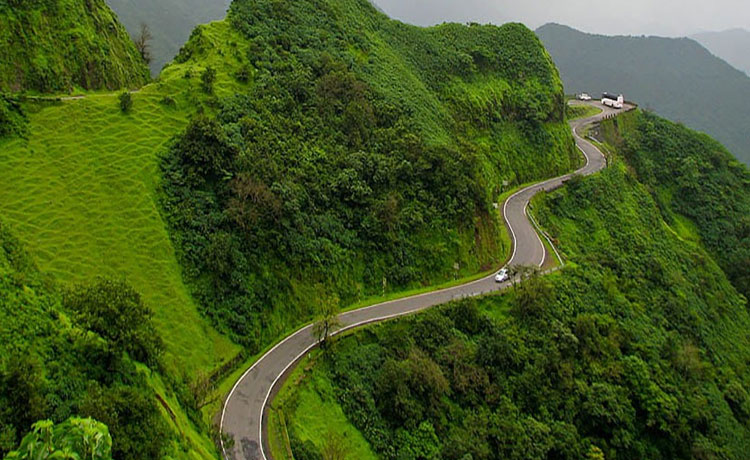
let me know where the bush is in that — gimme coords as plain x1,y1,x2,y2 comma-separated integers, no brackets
63,278,163,367
159,96,177,107
0,94,26,138
118,91,133,113
201,66,216,94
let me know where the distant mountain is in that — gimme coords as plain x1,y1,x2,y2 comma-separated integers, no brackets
536,23,750,165
105,0,231,76
692,29,750,76
0,0,149,92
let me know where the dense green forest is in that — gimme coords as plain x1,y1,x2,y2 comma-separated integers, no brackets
282,157,750,459
536,23,750,166
0,0,149,92
0,221,170,458
597,110,750,308
162,0,577,351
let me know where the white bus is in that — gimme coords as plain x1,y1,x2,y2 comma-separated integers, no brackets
602,92,624,109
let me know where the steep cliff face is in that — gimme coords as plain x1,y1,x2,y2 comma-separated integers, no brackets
0,0,149,92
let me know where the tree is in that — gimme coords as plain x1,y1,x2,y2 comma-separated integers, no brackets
201,66,216,94
133,23,153,65
4,417,112,460
63,278,163,366
312,287,341,349
119,91,132,113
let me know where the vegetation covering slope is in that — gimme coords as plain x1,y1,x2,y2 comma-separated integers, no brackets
105,0,231,75
0,18,252,460
692,29,750,77
0,0,150,93
536,23,750,166
280,155,750,459
597,110,750,306
162,0,577,352
0,222,169,458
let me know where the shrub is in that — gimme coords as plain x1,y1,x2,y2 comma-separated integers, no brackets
118,91,132,113
201,66,216,94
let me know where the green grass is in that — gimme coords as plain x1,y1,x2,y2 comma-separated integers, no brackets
270,351,379,460
0,19,248,379
0,19,253,460
566,103,602,121
0,83,238,379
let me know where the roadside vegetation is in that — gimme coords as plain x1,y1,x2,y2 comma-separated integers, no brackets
279,159,750,459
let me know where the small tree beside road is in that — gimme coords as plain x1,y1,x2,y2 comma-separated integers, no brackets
312,287,341,349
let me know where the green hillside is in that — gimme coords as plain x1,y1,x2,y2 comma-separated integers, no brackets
596,109,750,305
277,116,750,459
536,23,750,166
161,0,577,352
0,222,168,458
0,0,577,456
0,0,149,93
0,19,251,460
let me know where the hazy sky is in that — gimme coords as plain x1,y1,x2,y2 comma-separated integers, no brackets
373,0,750,37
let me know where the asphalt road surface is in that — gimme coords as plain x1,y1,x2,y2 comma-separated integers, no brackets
220,100,628,460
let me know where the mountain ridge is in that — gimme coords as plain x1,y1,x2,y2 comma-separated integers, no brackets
536,22,750,166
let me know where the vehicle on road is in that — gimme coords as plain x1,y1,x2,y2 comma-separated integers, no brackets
602,92,624,109
578,93,592,101
495,268,509,283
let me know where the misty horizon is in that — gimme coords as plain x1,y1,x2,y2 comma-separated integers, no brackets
372,0,749,37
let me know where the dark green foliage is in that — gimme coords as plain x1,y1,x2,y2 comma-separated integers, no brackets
235,64,252,83
537,23,750,165
0,94,26,138
201,66,216,94
118,92,132,113
63,278,163,367
0,0,149,93
161,0,577,350
300,163,750,459
0,222,169,459
599,110,750,303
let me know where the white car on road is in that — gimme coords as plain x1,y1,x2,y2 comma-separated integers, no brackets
577,93,592,101
495,268,509,283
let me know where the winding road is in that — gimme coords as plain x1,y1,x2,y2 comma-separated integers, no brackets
220,100,628,460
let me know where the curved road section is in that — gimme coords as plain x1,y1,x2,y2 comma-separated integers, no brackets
221,101,627,460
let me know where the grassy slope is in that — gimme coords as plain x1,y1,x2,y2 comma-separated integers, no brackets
105,0,232,76
596,109,750,303
0,19,251,459
0,20,246,378
0,0,149,92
